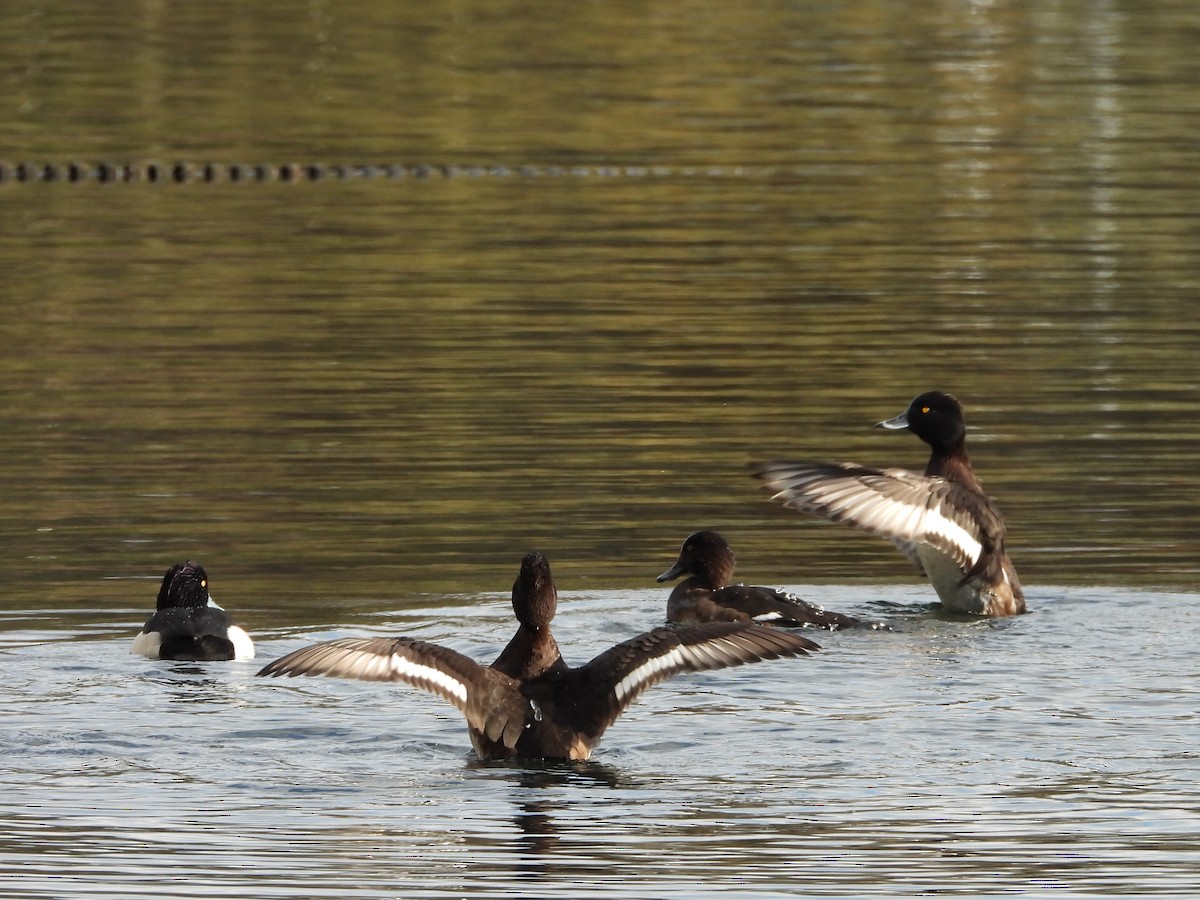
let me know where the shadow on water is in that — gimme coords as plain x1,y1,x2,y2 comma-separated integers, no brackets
467,758,634,885
144,661,262,704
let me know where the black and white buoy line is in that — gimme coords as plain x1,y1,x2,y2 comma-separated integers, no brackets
0,161,757,184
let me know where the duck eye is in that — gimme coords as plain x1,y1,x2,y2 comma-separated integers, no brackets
921,406,930,414
200,579,207,589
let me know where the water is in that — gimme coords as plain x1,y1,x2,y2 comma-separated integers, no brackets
2,0,1199,896
4,588,1199,897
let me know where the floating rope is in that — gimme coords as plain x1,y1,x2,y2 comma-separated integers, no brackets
0,161,756,184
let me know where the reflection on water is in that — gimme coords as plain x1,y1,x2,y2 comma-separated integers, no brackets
1,5,1198,616
1,0,1198,897
0,158,1195,617
474,761,632,885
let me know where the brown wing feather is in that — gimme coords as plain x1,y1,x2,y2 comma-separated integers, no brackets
561,623,818,742
260,637,535,745
258,637,476,700
751,460,998,574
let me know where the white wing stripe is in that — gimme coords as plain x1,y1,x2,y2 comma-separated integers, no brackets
923,511,983,566
853,494,983,564
610,632,787,704
614,646,687,703
768,473,984,567
390,654,468,703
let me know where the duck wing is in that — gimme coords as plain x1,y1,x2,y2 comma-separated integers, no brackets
257,637,533,750
557,623,819,744
752,460,1006,578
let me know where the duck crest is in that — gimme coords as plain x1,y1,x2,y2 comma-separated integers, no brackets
156,561,209,610
511,550,558,628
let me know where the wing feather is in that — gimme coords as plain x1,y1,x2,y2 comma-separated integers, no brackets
561,623,818,742
258,637,482,710
751,460,996,573
258,637,536,751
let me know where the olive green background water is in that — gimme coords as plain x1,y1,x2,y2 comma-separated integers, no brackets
3,0,1197,625
1,2,1198,896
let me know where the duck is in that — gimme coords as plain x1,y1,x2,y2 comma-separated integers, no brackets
657,531,865,629
751,391,1025,617
257,551,819,761
131,561,256,660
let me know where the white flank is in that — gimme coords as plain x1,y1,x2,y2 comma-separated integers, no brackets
227,625,256,660
390,654,468,704
130,630,162,658
753,612,784,622
917,546,984,612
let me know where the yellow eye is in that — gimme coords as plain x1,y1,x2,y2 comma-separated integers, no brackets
201,580,207,589
921,406,930,414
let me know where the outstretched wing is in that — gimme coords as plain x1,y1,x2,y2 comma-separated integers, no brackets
751,460,1002,576
257,637,533,750
560,623,819,741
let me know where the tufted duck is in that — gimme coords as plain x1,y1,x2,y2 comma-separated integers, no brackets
657,531,866,629
751,391,1025,617
131,561,256,660
258,551,819,760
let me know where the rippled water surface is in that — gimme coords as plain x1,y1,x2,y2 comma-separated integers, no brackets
2,0,1199,896
4,587,1199,897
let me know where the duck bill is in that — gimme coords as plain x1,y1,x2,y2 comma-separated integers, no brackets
656,561,686,583
876,411,910,430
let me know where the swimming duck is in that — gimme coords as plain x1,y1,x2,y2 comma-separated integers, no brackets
751,391,1025,617
657,531,864,629
131,561,256,660
258,551,819,760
